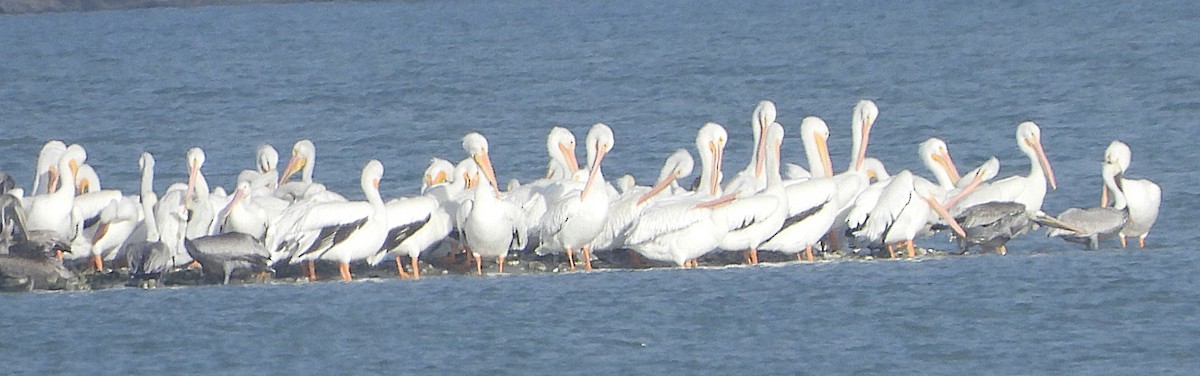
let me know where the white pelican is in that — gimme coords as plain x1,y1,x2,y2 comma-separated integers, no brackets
850,171,967,258
728,100,776,192
762,118,843,261
285,160,388,281
625,123,732,267
950,121,1057,215
237,144,280,190
276,140,346,203
825,100,879,252
217,182,285,240
370,196,450,279
535,123,615,271
31,140,66,196
717,122,787,265
589,149,693,253
184,147,218,240
87,197,141,271
25,145,84,242
504,127,582,245
459,132,527,274
1101,140,1161,248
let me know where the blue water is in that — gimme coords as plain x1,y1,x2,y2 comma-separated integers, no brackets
2,0,1200,373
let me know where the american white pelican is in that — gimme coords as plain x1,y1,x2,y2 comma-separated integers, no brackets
31,140,66,196
504,127,583,245
285,160,388,281
826,100,879,252
1101,140,1161,248
184,232,272,284
535,123,615,271
86,197,141,271
217,182,286,240
589,149,693,253
368,195,450,279
717,122,787,264
729,100,776,192
459,132,527,274
183,147,218,240
762,118,843,261
25,145,84,242
624,122,731,267
849,171,967,258
951,121,1057,215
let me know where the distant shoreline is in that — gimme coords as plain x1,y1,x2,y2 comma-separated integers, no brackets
0,0,320,15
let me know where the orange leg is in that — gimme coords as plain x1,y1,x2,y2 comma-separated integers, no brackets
188,261,201,269
566,248,576,271
797,252,804,261
92,254,104,272
396,257,412,279
886,243,896,259
906,239,916,258
996,245,1007,255
412,257,420,279
1120,235,1128,248
338,262,352,281
743,250,753,264
583,245,593,271
1138,235,1146,248
497,255,505,274
751,247,759,264
306,260,317,281
475,254,483,275
805,245,814,262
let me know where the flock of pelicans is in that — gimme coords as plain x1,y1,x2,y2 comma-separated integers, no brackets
0,100,1163,290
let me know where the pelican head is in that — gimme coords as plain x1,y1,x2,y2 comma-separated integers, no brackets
257,144,279,174
185,147,206,200
547,127,579,177
1104,140,1132,172
581,123,615,199
1016,121,1056,190
280,140,315,185
751,100,777,178
421,158,455,193
638,149,695,205
362,159,384,193
800,116,833,178
851,99,878,171
463,132,500,195
861,157,890,182
696,122,728,197
920,138,961,186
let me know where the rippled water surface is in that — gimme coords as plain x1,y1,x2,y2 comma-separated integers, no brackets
2,0,1199,373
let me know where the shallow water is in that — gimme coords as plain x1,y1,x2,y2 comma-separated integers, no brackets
2,0,1199,373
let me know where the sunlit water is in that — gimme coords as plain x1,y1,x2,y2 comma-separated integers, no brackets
2,0,1199,373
